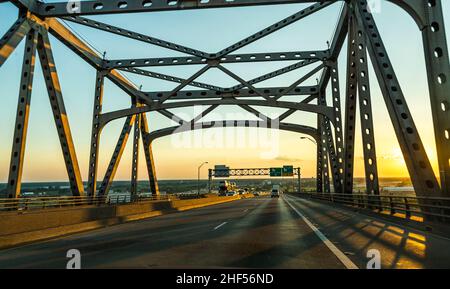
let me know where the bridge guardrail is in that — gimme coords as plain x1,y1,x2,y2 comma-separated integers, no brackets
0,194,174,212
296,192,450,223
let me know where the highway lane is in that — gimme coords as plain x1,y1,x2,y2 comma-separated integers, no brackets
284,194,450,269
0,196,349,269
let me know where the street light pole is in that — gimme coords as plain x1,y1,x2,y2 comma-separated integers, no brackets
197,161,209,197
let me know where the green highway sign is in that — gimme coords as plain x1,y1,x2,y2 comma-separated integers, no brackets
270,167,282,177
282,165,294,176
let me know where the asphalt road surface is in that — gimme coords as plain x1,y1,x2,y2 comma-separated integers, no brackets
1,194,449,269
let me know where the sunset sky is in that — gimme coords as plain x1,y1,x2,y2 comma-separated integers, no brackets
0,1,449,182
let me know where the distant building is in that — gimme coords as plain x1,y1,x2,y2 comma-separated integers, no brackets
381,186,415,196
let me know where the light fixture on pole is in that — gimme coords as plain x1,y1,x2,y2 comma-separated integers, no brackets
300,136,317,145
197,161,209,197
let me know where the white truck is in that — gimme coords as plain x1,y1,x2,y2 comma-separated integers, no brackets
271,185,281,198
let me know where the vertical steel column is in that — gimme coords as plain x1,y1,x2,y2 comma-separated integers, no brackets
6,29,37,198
0,15,31,67
316,117,324,193
297,167,301,193
343,10,358,194
319,117,331,194
87,70,105,197
421,0,450,196
355,1,441,205
141,115,160,195
97,115,136,196
319,91,341,193
36,29,84,196
131,113,141,196
354,11,380,196
329,61,345,192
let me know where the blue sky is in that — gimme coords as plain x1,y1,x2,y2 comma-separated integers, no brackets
0,1,449,182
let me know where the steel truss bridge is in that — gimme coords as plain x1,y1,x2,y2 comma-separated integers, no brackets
0,0,449,223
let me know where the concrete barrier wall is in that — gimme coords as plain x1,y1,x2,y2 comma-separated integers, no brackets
0,195,247,249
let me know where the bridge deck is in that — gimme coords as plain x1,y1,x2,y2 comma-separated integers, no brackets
0,195,449,269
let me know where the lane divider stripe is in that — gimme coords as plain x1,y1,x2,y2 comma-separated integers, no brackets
214,222,228,230
283,195,359,269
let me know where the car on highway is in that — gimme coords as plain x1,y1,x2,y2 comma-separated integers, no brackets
227,191,237,196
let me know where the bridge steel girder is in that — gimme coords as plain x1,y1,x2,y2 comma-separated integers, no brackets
342,10,358,195
354,9,380,196
131,112,141,196
119,67,224,92
21,0,432,30
141,114,160,196
0,14,32,67
355,0,443,218
62,15,208,59
87,70,106,197
319,91,341,194
36,28,85,196
146,120,318,143
6,29,37,198
99,99,336,129
316,116,324,193
419,0,450,197
97,115,136,197
143,85,318,102
105,51,328,70
328,61,344,193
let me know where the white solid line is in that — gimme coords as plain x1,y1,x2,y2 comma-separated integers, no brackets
283,195,359,269
214,222,228,230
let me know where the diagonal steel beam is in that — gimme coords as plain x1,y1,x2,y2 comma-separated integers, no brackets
97,115,136,196
158,110,186,125
278,94,318,121
355,1,441,203
190,105,219,124
62,16,209,58
6,29,37,199
216,65,271,100
354,10,380,196
119,67,224,92
157,65,210,103
36,28,84,196
0,14,32,67
230,59,320,91
216,2,333,57
274,64,324,100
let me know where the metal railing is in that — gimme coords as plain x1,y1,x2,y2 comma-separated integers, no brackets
296,192,450,223
0,194,174,212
